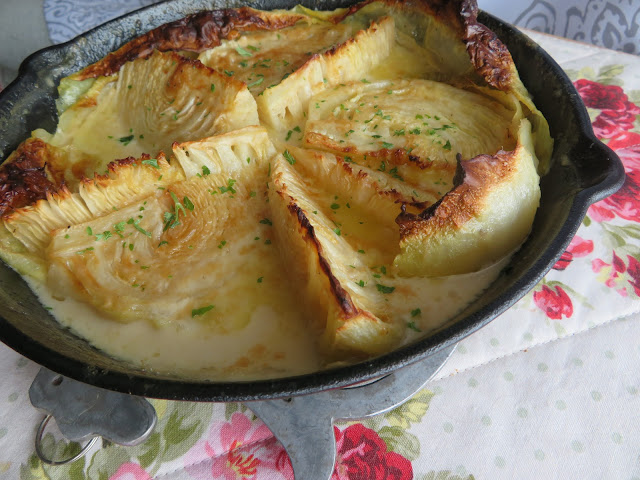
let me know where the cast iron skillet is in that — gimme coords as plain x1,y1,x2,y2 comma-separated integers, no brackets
0,0,625,401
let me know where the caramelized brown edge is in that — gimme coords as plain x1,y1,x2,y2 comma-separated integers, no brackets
396,149,518,238
77,8,304,80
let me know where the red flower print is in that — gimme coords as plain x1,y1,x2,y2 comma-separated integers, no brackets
332,424,412,480
552,235,594,270
573,79,640,140
588,144,640,223
533,285,573,319
574,79,628,110
592,251,640,297
184,412,292,480
607,131,640,150
627,255,640,296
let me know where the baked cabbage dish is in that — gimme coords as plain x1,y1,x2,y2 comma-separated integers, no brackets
0,0,552,379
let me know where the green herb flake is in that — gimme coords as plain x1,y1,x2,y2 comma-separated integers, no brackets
183,196,195,211
76,247,94,255
210,83,216,92
393,129,405,136
358,249,365,254
443,140,452,151
382,142,394,149
330,203,340,210
95,231,112,241
142,158,159,169
264,239,272,245
217,240,227,249
333,228,341,236
249,191,257,198
247,77,264,88
257,277,264,283
285,130,293,141
192,305,215,317
260,218,273,226
158,240,169,247
133,221,152,237
224,70,234,77
407,321,422,332
411,308,421,317
381,266,387,274
361,79,370,84
119,134,135,146
86,226,93,236
356,280,366,287
283,150,296,165
129,243,134,251
201,165,211,176
376,283,395,294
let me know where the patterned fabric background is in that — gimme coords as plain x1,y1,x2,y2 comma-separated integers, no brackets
43,0,640,55
43,0,159,44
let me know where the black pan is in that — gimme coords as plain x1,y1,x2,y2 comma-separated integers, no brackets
0,0,624,401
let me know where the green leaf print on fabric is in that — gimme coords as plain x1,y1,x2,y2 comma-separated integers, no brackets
20,400,212,480
378,426,420,461
385,389,435,429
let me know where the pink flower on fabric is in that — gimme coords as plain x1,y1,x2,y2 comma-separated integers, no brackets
533,285,573,320
573,79,640,140
588,144,640,223
332,424,412,480
184,411,293,480
592,251,640,297
109,463,152,480
552,235,594,270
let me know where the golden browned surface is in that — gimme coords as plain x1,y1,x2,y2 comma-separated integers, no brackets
0,0,551,372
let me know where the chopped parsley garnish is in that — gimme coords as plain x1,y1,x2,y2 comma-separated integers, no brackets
76,247,94,255
183,196,195,211
257,277,263,283
409,128,421,135
382,142,394,149
356,280,366,287
217,240,227,249
259,218,273,226
285,130,293,141
411,308,422,317
158,240,169,247
333,228,341,236
264,239,272,245
86,226,93,236
407,321,422,332
283,150,296,165
247,77,264,88
443,140,452,151
361,79,371,83
330,203,340,210
218,178,237,195
119,135,134,146
380,266,387,274
376,283,395,294
192,305,215,317
142,158,159,169
95,231,112,241
235,45,253,57
393,129,405,136
133,220,152,237
249,191,257,198
202,165,211,176
224,70,234,77
210,83,215,92
358,249,365,254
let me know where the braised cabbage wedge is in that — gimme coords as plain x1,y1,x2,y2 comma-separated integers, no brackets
0,0,553,379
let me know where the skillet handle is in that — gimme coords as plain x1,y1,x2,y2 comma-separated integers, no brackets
246,345,455,480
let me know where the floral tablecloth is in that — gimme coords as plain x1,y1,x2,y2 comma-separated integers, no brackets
1,16,640,480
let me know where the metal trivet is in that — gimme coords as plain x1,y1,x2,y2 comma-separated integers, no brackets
29,345,454,478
